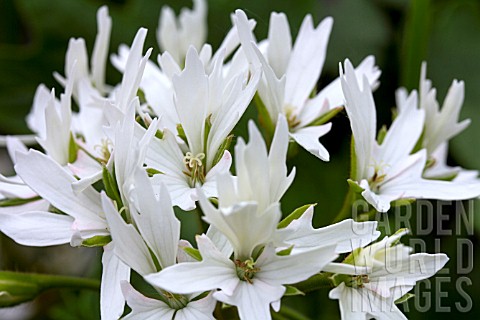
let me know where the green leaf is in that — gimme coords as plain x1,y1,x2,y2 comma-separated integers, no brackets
183,247,202,261
284,285,305,297
0,196,42,207
395,293,415,304
146,167,163,177
81,235,112,248
376,125,387,145
254,93,275,143
276,246,293,256
101,166,123,210
68,133,79,163
277,204,316,229
306,106,344,127
346,179,364,193
212,134,233,167
176,124,188,145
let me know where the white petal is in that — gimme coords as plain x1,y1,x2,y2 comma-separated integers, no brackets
257,244,337,285
145,235,238,295
290,124,332,161
102,194,157,275
284,16,333,110
121,282,174,319
172,47,208,155
213,280,284,320
15,150,105,226
267,12,292,78
130,169,180,269
101,243,131,320
341,59,376,180
0,211,73,246
91,6,112,94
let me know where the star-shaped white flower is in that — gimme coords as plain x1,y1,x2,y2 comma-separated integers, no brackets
328,229,449,320
341,59,480,212
234,10,381,161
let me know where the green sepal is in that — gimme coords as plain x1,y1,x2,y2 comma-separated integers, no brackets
390,198,416,208
208,197,219,208
284,285,305,297
307,106,344,127
331,273,352,287
342,247,363,265
395,293,415,304
183,247,202,261
411,128,425,154
146,167,164,177
389,228,409,246
203,114,212,154
347,179,364,194
254,93,275,141
278,204,316,229
137,89,147,104
176,124,188,146
376,125,388,145
155,130,164,140
350,136,358,180
102,166,123,210
212,134,233,167
276,246,293,256
68,133,79,163
81,235,112,247
0,196,42,207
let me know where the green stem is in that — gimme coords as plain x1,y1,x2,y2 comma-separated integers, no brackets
291,273,333,294
0,271,100,291
400,0,432,90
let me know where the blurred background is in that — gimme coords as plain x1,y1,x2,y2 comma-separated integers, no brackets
0,0,479,319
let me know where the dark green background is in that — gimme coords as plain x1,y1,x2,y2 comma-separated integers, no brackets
1,0,479,319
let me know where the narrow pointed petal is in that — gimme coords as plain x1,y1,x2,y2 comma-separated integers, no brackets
0,211,73,246
101,243,131,320
146,235,238,295
102,193,157,275
290,124,332,161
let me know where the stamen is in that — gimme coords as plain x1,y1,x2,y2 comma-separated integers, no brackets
182,152,206,186
235,259,260,284
94,138,113,163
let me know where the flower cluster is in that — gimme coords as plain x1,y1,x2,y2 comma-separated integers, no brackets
0,1,478,319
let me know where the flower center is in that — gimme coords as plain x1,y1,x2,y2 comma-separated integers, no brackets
183,152,206,186
348,274,370,288
235,259,260,284
94,138,113,164
368,161,389,191
162,290,189,310
285,106,300,129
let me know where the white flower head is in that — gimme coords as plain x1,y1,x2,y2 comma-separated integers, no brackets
234,9,381,161
157,0,207,65
329,229,449,320
341,59,480,212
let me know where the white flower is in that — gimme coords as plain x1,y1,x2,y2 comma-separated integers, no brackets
328,229,449,320
217,114,295,214
101,171,215,319
341,59,480,212
234,10,381,161
396,63,478,182
146,234,337,320
144,47,260,210
157,0,207,65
